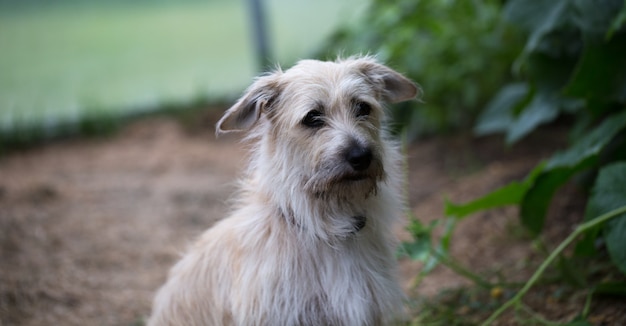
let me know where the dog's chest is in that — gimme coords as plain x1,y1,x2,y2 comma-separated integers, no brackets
267,243,388,324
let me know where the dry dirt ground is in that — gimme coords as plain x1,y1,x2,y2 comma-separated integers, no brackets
0,114,623,325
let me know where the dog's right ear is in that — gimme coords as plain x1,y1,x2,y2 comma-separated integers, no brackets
352,57,420,104
216,72,282,134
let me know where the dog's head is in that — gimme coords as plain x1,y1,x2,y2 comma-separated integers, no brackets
217,57,418,199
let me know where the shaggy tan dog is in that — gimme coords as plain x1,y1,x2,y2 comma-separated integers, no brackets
149,56,419,326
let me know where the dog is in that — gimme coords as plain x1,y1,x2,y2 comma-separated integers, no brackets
149,56,419,326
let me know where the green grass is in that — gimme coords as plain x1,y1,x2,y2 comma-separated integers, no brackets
0,0,366,138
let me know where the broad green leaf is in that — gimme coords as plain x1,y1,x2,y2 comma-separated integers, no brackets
503,0,567,33
504,0,571,55
606,215,626,275
506,93,560,144
607,0,626,38
547,111,626,169
445,183,527,219
564,32,626,105
503,52,580,144
574,223,602,256
585,162,626,275
572,0,624,42
521,157,595,234
474,83,529,136
445,163,545,219
520,112,626,234
526,51,580,94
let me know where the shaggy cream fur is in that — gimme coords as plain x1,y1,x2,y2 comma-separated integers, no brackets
149,57,419,326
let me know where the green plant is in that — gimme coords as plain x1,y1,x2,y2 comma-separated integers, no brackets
318,0,522,138
400,0,626,324
462,0,626,271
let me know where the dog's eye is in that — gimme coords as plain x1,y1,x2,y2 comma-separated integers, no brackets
302,110,324,128
355,101,372,118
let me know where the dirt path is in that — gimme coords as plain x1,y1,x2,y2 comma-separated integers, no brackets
1,118,247,325
0,115,621,325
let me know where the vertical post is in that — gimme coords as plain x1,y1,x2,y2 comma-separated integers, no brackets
248,0,272,72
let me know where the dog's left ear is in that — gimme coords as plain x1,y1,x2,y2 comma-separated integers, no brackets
216,72,282,134
355,59,420,103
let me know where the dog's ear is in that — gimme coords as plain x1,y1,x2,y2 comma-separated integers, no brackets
355,59,420,103
216,72,282,134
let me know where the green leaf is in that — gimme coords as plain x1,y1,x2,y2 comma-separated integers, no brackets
445,163,545,219
474,83,529,136
398,240,431,262
505,93,560,144
606,216,626,275
503,52,581,144
526,51,581,94
547,111,626,169
399,218,437,262
607,1,626,39
504,0,568,34
593,281,626,296
574,224,602,256
572,0,624,42
504,0,571,55
586,162,626,275
564,32,626,105
439,217,457,252
521,158,595,234
457,112,626,234
445,183,526,219
520,111,626,234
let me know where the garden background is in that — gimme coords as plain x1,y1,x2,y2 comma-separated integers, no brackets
1,0,625,325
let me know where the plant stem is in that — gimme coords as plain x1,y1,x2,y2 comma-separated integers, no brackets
519,304,562,326
432,249,492,289
480,205,626,326
582,289,593,318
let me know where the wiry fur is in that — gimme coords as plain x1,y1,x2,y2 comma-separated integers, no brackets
149,56,419,326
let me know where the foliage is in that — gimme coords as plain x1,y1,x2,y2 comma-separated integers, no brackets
475,0,626,144
583,163,626,274
399,0,626,324
448,111,626,232
318,0,523,137
457,0,626,266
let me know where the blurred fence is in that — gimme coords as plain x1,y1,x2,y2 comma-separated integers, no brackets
0,0,365,143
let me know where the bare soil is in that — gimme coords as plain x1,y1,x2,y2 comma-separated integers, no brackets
0,113,624,325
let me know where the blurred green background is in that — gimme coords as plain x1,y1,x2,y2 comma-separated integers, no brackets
0,0,366,139
2,0,625,152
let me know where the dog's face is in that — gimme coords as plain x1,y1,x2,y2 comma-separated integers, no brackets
217,57,418,199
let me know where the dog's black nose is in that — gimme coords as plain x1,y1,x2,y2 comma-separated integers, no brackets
345,146,372,171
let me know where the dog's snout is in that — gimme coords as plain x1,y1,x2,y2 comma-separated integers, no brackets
345,145,373,171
